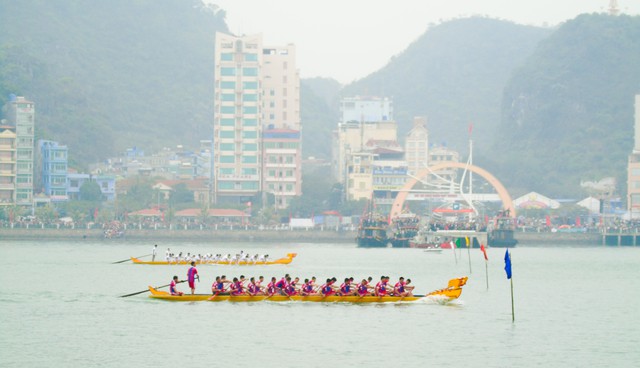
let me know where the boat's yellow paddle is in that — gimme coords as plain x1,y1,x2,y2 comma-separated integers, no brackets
112,254,152,264
120,280,185,298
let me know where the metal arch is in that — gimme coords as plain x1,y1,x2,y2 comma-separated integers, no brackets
389,161,516,219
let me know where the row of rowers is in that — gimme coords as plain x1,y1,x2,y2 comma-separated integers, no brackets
172,270,415,297
164,249,270,263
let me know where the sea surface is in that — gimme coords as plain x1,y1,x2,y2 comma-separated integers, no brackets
0,240,638,368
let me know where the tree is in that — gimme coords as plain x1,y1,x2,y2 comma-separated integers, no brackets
170,183,194,205
79,181,103,202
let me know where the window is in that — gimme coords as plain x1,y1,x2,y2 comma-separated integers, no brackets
220,168,234,175
242,168,257,175
220,106,235,114
244,53,258,61
633,168,640,176
220,131,235,139
220,118,235,126
221,53,234,61
242,67,258,76
220,67,236,76
221,94,235,102
286,184,293,191
221,81,235,89
243,81,258,89
269,101,275,108
268,170,276,177
243,94,257,102
220,156,235,163
243,119,257,127
243,106,258,114
242,143,257,151
220,143,235,151
243,131,257,139
242,181,259,190
218,181,234,190
242,156,257,164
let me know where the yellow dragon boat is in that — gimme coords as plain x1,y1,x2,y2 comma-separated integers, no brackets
131,253,297,266
147,277,468,303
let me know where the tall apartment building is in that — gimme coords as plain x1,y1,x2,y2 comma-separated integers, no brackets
38,140,69,202
4,97,35,207
405,117,429,175
628,95,640,217
213,32,301,206
332,96,397,185
0,125,16,206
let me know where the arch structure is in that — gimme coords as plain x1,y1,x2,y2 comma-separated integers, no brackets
389,161,516,220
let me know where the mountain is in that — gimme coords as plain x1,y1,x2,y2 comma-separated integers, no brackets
490,14,640,197
342,17,551,155
0,0,227,167
300,80,340,159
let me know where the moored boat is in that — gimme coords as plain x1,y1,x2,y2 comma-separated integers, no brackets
488,210,518,248
131,253,297,265
147,277,468,303
389,212,420,248
356,212,389,248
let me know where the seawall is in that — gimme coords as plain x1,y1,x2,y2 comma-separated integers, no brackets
0,227,606,245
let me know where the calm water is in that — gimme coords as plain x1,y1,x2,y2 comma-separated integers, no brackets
0,240,638,368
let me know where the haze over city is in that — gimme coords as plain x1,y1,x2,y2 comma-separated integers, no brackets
213,0,640,83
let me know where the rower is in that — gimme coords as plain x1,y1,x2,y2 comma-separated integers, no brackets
266,277,277,296
247,277,262,296
170,275,183,296
283,276,297,296
394,277,409,297
320,278,337,297
404,279,415,296
357,279,369,297
339,278,356,296
301,278,316,296
229,277,244,296
275,274,289,294
375,276,389,297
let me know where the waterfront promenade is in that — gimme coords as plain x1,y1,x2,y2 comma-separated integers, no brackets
0,225,610,245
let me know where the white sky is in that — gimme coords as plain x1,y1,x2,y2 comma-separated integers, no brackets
211,0,640,84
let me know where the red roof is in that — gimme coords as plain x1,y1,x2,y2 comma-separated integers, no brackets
128,208,163,216
175,208,248,217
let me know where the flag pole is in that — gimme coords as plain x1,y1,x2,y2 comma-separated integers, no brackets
466,238,472,274
510,277,515,322
485,258,489,290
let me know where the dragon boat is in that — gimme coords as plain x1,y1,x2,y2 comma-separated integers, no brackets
147,277,468,303
131,253,297,266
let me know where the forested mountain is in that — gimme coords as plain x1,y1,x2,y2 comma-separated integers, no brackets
342,17,551,155
490,14,640,197
0,0,227,167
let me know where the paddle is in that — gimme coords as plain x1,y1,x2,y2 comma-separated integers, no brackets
120,280,185,298
112,254,152,264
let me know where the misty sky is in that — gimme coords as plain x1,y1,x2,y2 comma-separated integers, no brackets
212,0,639,84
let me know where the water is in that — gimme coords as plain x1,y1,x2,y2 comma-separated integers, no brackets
0,240,638,367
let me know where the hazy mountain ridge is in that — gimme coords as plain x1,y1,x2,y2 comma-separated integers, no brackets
0,0,227,166
342,17,551,153
492,14,640,197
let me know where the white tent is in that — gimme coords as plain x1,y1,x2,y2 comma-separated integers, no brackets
577,197,601,214
513,191,560,209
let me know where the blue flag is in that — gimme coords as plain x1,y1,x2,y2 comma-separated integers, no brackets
504,249,512,279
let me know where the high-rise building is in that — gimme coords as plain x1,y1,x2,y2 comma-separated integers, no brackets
333,96,397,183
262,129,302,209
405,117,429,175
0,125,16,206
627,95,640,217
38,140,68,202
213,32,301,206
4,97,35,207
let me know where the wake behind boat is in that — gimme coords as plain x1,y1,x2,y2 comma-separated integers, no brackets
147,277,468,303
131,253,297,266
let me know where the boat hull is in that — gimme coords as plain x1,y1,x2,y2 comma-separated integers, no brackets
147,277,467,303
131,253,297,265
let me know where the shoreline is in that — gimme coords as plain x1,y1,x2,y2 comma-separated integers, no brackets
0,228,607,245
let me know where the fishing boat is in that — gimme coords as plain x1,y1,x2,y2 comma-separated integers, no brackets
130,253,297,265
488,210,518,248
389,212,420,248
356,212,389,248
147,277,468,303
